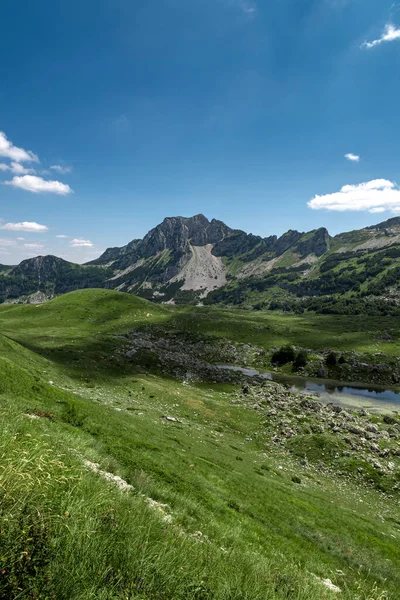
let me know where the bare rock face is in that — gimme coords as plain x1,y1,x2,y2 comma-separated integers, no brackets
80,215,235,297
293,228,331,257
92,214,233,271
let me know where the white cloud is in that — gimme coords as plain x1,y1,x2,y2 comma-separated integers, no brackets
4,175,72,195
50,164,72,174
10,162,35,175
369,207,386,213
362,24,400,49
56,234,69,238
0,221,49,232
308,179,400,213
0,131,39,163
16,237,25,241
239,0,256,14
24,243,44,250
0,161,35,174
345,153,360,162
70,238,93,247
0,132,72,196
0,238,17,247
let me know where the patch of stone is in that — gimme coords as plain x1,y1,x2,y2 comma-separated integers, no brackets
82,458,176,524
144,497,173,523
83,460,134,492
234,382,400,491
162,415,182,423
311,574,342,593
114,329,265,383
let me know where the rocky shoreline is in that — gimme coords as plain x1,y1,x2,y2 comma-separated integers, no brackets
115,328,264,383
234,381,400,494
115,325,400,392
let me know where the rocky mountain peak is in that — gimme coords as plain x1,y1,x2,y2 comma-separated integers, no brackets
293,227,331,257
91,214,233,269
10,255,72,278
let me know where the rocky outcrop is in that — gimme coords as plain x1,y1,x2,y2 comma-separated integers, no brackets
293,228,331,257
10,255,72,281
274,230,303,256
115,328,265,382
234,382,400,492
92,215,232,270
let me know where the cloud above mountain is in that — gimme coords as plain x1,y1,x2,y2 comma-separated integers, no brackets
0,131,72,194
0,221,49,232
24,243,44,250
70,238,93,247
4,175,72,195
308,179,400,213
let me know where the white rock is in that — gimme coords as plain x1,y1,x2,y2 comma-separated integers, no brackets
322,578,342,593
83,460,133,491
311,574,342,593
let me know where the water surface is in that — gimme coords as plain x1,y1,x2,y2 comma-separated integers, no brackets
217,365,400,413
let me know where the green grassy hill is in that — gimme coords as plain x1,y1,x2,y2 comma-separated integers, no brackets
0,289,399,599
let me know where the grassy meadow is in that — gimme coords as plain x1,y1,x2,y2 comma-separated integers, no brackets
0,289,399,599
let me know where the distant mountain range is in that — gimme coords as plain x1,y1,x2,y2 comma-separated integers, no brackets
2,214,400,315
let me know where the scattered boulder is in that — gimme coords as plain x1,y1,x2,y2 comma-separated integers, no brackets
162,415,182,423
381,333,393,341
383,415,397,425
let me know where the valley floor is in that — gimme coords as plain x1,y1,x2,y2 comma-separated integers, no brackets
0,289,399,599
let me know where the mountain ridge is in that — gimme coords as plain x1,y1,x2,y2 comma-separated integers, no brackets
2,213,400,313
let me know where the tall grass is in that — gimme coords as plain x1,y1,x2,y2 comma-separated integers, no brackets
1,404,396,599
0,410,333,599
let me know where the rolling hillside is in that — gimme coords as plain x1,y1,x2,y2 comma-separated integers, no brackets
0,289,399,598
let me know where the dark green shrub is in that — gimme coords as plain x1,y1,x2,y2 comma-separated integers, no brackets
325,351,337,368
61,402,86,427
292,350,308,371
271,345,295,366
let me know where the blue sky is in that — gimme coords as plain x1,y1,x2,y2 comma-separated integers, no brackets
1,0,400,264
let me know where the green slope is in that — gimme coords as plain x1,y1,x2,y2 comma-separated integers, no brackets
206,241,400,315
0,289,399,599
